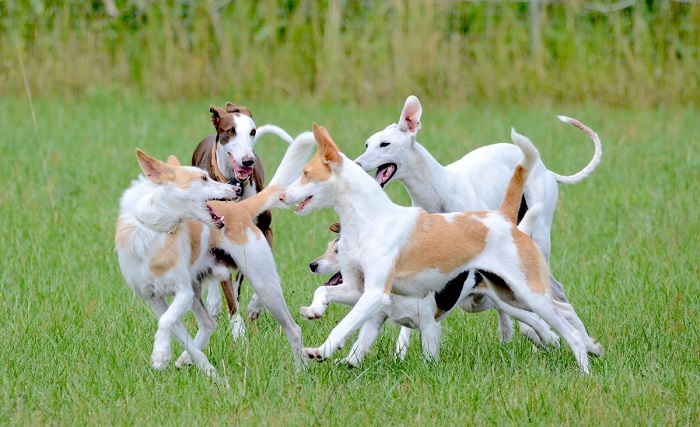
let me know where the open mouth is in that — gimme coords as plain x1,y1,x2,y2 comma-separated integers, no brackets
295,195,313,213
206,204,225,229
324,272,343,286
374,163,397,187
228,152,253,182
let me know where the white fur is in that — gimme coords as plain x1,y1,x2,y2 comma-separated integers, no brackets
282,126,601,374
355,95,602,352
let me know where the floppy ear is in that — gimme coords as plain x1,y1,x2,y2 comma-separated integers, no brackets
136,149,175,183
210,106,227,129
165,155,180,167
329,223,341,233
225,102,253,119
312,123,343,167
397,95,422,136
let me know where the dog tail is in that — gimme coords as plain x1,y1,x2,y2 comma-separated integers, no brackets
240,131,316,215
550,116,602,184
500,129,540,224
255,124,294,144
517,202,542,236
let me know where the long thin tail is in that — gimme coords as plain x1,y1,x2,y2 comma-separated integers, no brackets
517,203,542,236
256,124,294,144
240,131,316,216
500,129,540,224
550,116,602,184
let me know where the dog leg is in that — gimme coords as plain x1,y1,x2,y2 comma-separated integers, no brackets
552,299,603,356
394,327,411,361
228,272,247,339
205,278,222,318
247,293,265,321
419,320,441,363
147,288,194,370
175,288,217,369
338,312,388,367
300,281,364,320
496,310,515,344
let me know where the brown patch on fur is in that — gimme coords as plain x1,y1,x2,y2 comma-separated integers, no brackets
171,167,208,190
329,223,340,233
395,211,489,277
511,227,549,294
500,164,527,224
312,123,343,166
301,153,333,184
150,233,180,277
115,219,134,249
187,221,203,267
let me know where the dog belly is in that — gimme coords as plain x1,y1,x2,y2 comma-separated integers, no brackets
392,269,458,298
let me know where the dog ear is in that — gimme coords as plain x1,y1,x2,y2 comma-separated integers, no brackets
225,102,254,119
329,223,341,233
166,155,180,167
136,149,175,183
210,106,227,129
312,123,342,167
397,95,422,136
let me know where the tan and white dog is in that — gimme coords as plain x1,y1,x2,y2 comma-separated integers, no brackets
308,211,550,366
281,124,601,373
115,132,315,379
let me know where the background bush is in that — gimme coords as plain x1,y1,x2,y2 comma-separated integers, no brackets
1,0,698,106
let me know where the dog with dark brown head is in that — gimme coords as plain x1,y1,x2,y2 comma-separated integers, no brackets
192,102,294,338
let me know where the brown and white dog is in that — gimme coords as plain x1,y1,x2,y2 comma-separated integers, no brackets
281,124,601,373
192,102,294,339
116,132,315,379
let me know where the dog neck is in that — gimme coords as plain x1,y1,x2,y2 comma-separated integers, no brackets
399,142,471,213
130,186,185,234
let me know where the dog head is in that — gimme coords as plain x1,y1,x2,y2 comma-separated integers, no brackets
355,95,422,188
210,102,257,182
135,149,237,229
280,123,344,215
309,223,343,286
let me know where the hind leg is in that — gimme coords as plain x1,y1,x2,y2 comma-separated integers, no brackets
394,327,411,361
340,312,388,367
228,272,247,339
175,285,218,369
553,299,603,356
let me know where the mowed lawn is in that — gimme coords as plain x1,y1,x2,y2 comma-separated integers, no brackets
0,92,697,425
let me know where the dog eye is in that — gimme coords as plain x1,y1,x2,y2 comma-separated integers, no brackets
250,129,256,137
227,129,236,135
201,175,208,181
380,142,390,148
364,142,368,148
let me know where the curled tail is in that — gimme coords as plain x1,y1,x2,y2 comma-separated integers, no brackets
500,129,540,224
241,131,316,216
255,124,294,144
551,116,602,184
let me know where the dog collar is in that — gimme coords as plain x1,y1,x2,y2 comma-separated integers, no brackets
211,141,252,185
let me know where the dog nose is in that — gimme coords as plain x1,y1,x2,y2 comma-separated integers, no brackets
242,157,255,167
309,262,318,272
279,194,286,203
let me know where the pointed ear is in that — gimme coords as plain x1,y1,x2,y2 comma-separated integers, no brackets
312,123,342,167
397,95,422,135
329,223,341,233
225,102,253,119
136,149,174,183
166,155,180,167
210,106,227,129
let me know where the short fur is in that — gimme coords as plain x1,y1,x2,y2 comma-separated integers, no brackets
281,124,601,374
116,132,315,379
191,102,295,339
355,95,602,349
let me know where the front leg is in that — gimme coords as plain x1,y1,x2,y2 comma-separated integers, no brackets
338,312,388,367
300,278,364,320
304,267,393,362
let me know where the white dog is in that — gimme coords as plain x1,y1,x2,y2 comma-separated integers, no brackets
355,95,602,347
281,123,601,374
115,133,314,379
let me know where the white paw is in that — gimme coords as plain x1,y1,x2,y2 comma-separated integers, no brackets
175,351,193,369
151,349,171,370
247,295,265,321
334,356,360,368
229,313,247,340
587,339,604,356
300,305,325,320
303,347,327,362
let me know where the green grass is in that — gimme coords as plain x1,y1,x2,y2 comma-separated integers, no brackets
1,92,698,425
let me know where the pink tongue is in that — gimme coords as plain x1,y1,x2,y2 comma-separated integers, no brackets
375,165,393,185
228,153,253,180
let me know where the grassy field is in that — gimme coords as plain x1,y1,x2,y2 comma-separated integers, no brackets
0,92,698,425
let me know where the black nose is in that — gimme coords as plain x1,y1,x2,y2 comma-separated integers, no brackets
242,158,255,167
309,262,318,272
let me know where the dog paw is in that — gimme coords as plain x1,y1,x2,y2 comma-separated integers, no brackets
587,340,604,357
300,306,325,320
229,313,247,340
247,295,264,321
175,351,193,369
151,350,171,370
303,347,327,362
334,357,360,368
207,293,222,318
